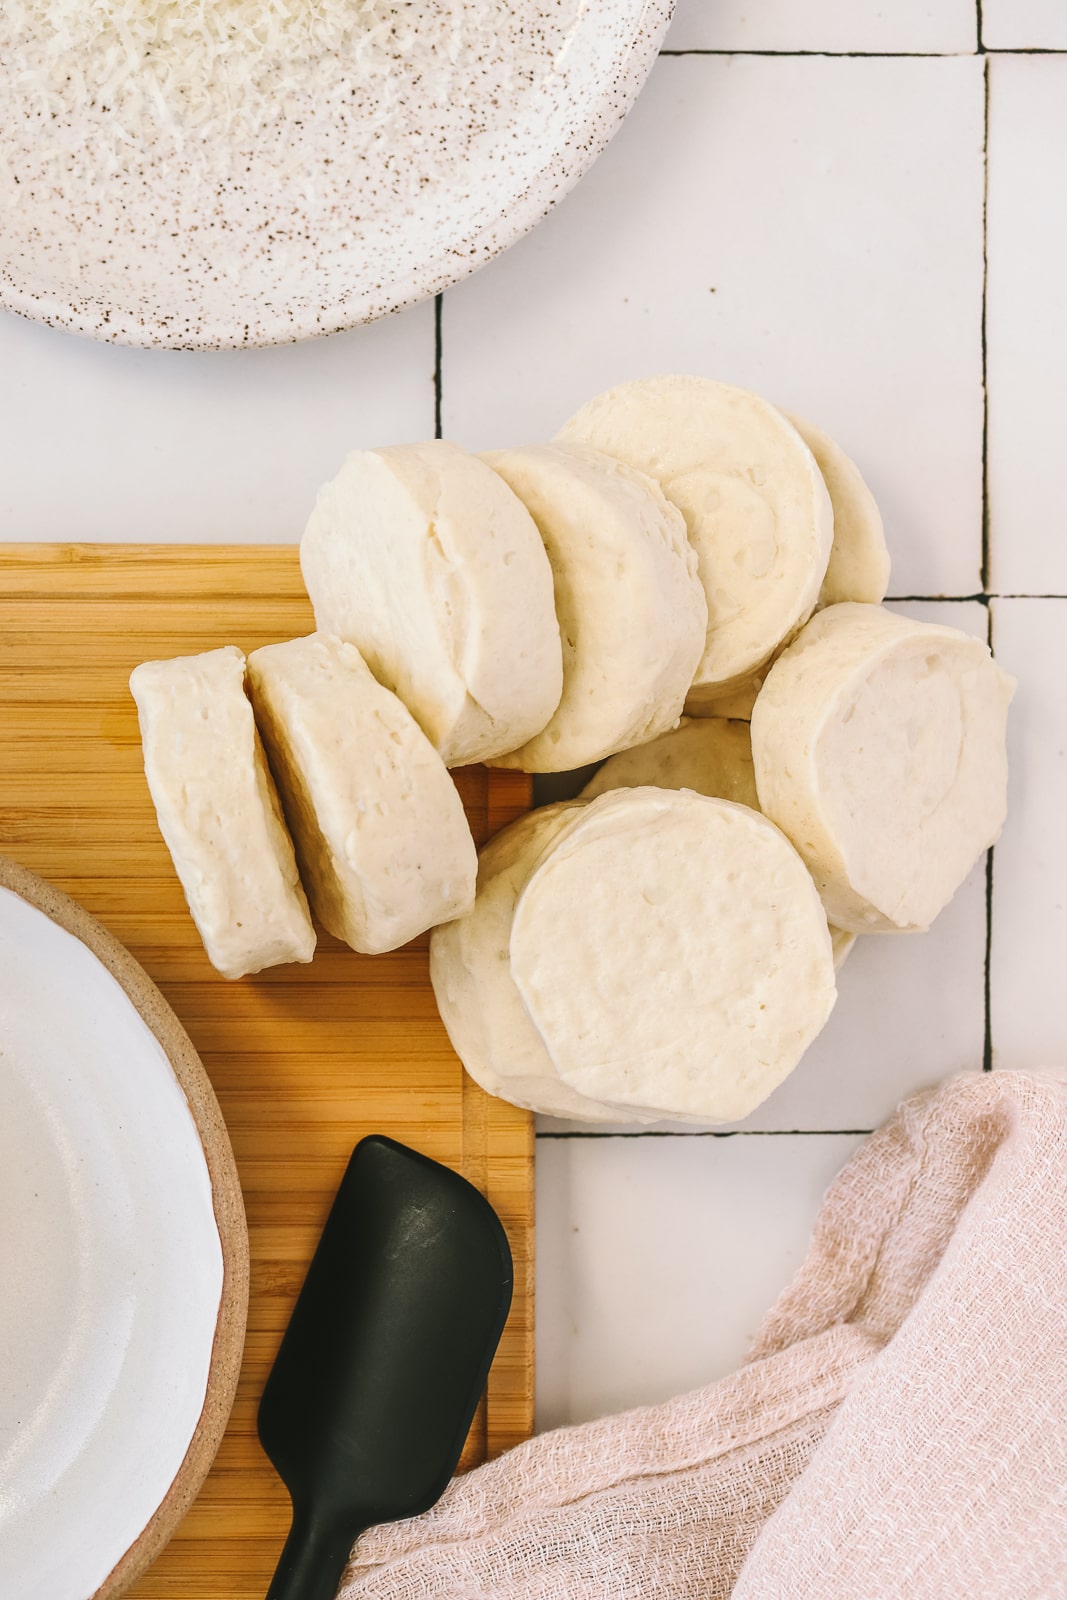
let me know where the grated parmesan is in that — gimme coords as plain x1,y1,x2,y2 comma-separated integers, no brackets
0,0,582,338
0,0,569,201
0,0,414,151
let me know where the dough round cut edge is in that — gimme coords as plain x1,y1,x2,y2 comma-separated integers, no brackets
750,603,1015,932
429,805,652,1124
130,645,315,981
300,440,563,767
483,441,707,773
247,633,477,956
579,719,856,971
557,375,834,695
511,787,837,1122
785,412,891,609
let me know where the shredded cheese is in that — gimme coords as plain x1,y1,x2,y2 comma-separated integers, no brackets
1,0,411,151
0,0,581,335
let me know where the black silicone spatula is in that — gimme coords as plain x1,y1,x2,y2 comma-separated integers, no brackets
258,1134,514,1600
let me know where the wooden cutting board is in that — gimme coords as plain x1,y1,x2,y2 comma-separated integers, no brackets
0,544,534,1599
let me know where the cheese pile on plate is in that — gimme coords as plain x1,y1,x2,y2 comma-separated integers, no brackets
131,376,1014,1125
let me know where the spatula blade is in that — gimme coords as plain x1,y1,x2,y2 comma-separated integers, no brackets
258,1135,513,1600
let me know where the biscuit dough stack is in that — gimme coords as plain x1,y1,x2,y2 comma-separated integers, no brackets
430,788,837,1126
131,377,1013,1127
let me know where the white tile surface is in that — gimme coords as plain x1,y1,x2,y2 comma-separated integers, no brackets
667,0,977,54
986,55,1067,595
442,54,985,597
535,1131,863,1429
0,303,435,544
982,1,1067,49
988,598,1064,1070
745,869,987,1128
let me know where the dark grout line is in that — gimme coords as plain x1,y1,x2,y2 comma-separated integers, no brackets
980,52,994,1073
975,0,985,53
887,592,986,603
433,294,443,439
658,49,979,59
981,55,992,590
535,1128,874,1139
658,48,1067,59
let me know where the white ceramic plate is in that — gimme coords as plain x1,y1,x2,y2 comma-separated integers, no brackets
0,863,247,1600
0,0,671,350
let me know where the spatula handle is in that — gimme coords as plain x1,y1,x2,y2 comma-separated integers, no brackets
266,1507,362,1600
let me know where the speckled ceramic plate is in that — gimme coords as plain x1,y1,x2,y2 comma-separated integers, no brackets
0,0,671,350
0,857,248,1600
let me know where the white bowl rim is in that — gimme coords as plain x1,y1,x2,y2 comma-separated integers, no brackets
0,853,249,1600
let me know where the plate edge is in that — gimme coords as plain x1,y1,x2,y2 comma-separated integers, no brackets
0,854,250,1600
0,0,674,350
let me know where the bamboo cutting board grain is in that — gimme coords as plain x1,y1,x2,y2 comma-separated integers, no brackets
0,544,535,1600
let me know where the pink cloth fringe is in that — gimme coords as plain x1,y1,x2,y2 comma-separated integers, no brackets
341,1071,1067,1598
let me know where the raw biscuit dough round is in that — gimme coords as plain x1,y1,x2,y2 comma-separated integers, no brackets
690,420,887,719
430,805,642,1123
557,377,833,702
483,442,707,772
580,718,857,970
580,717,758,807
130,646,315,981
785,412,891,608
300,440,563,767
510,788,837,1122
247,633,477,955
751,604,1015,932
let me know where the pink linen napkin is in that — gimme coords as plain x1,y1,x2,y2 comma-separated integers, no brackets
339,1070,1067,1599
